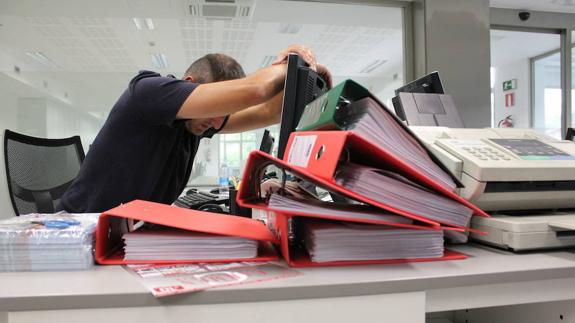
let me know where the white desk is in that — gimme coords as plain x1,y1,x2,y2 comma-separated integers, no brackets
1,245,575,323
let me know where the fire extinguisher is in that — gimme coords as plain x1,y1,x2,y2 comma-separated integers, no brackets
497,115,514,128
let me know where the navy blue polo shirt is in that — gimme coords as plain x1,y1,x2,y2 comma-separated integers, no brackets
59,71,227,213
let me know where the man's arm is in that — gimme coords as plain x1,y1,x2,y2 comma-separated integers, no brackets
219,91,283,134
219,63,332,134
176,64,286,119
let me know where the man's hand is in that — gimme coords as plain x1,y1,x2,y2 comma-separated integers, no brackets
272,44,333,89
218,44,333,133
272,44,317,71
317,64,333,89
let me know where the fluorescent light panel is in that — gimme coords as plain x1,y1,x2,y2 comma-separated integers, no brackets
25,51,59,68
189,5,199,16
239,6,251,17
359,59,387,74
151,53,168,69
132,18,155,30
278,24,302,34
260,55,276,68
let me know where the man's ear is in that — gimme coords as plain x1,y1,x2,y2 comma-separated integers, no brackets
183,75,195,82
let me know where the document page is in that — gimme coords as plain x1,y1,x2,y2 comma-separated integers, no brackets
268,194,412,225
303,220,444,262
349,98,457,192
122,227,258,261
336,163,473,227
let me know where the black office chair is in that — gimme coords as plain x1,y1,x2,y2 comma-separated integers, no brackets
565,128,575,141
3,129,85,215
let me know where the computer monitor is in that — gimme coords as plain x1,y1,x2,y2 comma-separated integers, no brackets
259,129,275,154
276,54,328,160
394,71,444,95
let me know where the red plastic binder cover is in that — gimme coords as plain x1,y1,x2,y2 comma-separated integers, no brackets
95,200,278,265
284,131,490,224
271,211,466,268
237,150,442,229
236,152,468,267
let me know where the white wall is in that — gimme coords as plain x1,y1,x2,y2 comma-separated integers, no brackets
0,91,19,219
492,59,530,128
0,133,16,219
46,100,102,151
17,98,48,137
0,92,18,131
12,97,103,150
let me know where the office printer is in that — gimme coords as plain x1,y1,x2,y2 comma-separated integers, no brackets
410,126,575,251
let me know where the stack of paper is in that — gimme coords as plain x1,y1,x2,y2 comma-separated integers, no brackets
336,163,473,227
303,220,444,263
349,97,457,192
0,213,99,271
123,228,258,261
268,194,413,225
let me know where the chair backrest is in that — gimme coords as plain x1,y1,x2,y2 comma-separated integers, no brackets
565,128,575,141
3,130,85,215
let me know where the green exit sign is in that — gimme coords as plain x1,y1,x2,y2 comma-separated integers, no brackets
503,79,517,91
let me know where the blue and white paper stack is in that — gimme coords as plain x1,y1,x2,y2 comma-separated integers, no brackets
0,213,99,271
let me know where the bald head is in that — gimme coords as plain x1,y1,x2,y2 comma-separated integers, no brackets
184,53,245,83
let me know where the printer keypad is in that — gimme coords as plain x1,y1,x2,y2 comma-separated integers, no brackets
465,146,510,161
441,139,514,162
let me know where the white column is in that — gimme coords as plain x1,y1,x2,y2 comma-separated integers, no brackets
413,0,492,128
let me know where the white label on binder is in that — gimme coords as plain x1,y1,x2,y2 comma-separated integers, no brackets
287,135,317,167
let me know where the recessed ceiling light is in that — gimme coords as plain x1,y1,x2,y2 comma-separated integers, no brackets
239,6,251,17
151,53,168,69
189,5,199,16
550,0,575,6
359,59,387,74
260,55,275,68
132,18,155,30
25,51,59,69
144,18,155,29
278,24,302,34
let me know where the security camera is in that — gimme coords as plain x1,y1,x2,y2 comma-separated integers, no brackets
518,11,530,21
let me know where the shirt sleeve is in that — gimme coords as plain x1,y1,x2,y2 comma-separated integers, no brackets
202,115,230,139
130,74,198,126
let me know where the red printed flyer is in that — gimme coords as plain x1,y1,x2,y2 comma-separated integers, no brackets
124,262,302,297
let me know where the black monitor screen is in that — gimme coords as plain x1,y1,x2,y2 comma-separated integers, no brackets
277,54,327,160
394,71,444,95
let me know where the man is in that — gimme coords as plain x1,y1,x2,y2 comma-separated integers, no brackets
58,45,331,213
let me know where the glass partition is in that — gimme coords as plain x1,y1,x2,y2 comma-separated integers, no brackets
490,29,560,137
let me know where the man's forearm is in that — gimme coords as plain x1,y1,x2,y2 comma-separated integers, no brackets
219,91,284,134
177,64,287,120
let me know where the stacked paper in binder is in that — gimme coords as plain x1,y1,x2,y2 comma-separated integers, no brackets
297,79,458,192
0,213,99,271
303,221,444,263
123,228,258,261
269,194,445,263
236,80,488,267
237,150,483,267
95,200,278,265
335,164,473,228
